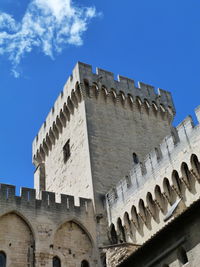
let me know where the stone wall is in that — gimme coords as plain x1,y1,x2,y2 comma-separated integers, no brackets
32,61,176,247
0,184,100,267
85,90,173,200
118,199,200,267
0,213,34,267
33,61,175,207
36,101,94,204
106,106,200,246
101,243,140,267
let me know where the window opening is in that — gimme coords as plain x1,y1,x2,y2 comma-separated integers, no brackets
0,252,6,267
53,256,61,267
81,260,90,267
133,153,139,164
63,139,70,163
155,147,161,161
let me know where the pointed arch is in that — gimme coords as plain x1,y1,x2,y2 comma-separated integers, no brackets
54,220,94,264
136,96,142,109
67,96,74,114
160,104,166,113
181,162,191,187
144,99,150,113
108,89,117,103
55,218,94,246
123,212,131,230
138,199,146,222
152,101,158,114
127,93,134,107
154,185,164,212
118,91,126,105
117,217,126,243
191,154,200,178
56,116,62,133
99,86,108,101
71,89,78,108
75,81,83,102
109,223,118,244
63,103,70,120
172,170,182,195
0,210,35,239
102,85,108,95
163,178,171,200
131,205,139,227
146,192,156,218
0,211,35,266
59,109,67,127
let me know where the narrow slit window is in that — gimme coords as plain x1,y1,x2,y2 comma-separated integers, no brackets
63,139,70,163
133,153,139,164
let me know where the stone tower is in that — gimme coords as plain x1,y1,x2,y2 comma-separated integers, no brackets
32,62,175,213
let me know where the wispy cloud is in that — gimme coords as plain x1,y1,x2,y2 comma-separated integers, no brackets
0,0,97,77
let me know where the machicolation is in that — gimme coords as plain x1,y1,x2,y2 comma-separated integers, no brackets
32,62,175,165
106,106,200,245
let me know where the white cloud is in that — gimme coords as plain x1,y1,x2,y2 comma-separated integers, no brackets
0,0,97,77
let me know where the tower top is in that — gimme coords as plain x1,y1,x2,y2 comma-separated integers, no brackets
32,62,175,163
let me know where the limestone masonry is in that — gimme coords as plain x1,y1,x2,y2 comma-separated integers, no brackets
0,62,200,267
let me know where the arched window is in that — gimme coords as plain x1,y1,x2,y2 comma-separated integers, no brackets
53,256,61,267
133,153,139,164
81,260,90,267
0,252,6,267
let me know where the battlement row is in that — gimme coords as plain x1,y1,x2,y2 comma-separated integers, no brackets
32,62,175,163
106,106,200,206
77,62,174,110
0,183,92,213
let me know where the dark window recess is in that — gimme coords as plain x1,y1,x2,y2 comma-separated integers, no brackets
81,260,90,267
63,140,70,163
53,256,61,267
133,153,139,164
0,252,6,267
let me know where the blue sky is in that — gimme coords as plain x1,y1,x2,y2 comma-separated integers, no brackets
0,0,200,192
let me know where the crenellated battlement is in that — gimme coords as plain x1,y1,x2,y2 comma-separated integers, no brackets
105,106,200,245
0,183,92,213
32,62,175,165
106,105,200,207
